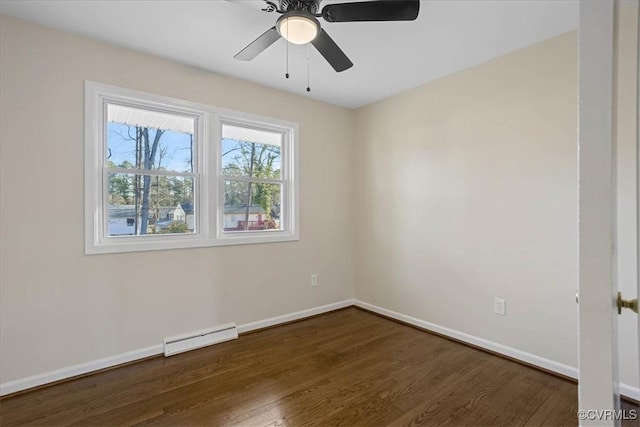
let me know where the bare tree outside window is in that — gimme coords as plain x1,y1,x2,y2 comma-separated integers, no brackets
222,138,282,231
106,105,195,236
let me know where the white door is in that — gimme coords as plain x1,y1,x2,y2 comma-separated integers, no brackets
578,1,639,426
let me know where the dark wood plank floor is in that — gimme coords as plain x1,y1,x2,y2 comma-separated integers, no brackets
0,307,637,426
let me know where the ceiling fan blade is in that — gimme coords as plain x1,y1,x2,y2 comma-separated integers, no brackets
234,26,281,61
321,0,419,23
311,29,353,72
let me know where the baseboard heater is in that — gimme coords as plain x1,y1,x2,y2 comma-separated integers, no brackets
163,323,238,357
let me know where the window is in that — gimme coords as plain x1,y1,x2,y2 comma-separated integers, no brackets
220,122,286,234
85,82,298,254
105,104,197,238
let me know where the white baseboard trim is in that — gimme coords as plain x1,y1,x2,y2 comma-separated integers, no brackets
0,344,163,397
620,383,640,402
353,300,578,375
0,299,354,397
237,299,354,334
353,300,640,401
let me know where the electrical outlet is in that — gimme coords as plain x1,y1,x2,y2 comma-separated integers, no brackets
494,298,506,316
310,274,318,287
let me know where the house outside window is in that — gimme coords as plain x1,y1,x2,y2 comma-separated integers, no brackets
85,81,298,254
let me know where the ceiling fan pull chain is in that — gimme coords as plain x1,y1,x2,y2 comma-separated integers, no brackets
306,44,311,92
285,19,290,79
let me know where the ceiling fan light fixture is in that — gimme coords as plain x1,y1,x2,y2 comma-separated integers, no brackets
277,13,319,45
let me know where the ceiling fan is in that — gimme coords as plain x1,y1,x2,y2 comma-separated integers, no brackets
234,0,420,72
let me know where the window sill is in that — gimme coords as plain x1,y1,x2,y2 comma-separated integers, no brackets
86,232,300,255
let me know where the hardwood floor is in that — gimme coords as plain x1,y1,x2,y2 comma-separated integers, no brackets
0,307,637,426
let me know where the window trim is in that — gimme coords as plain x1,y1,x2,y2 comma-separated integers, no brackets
85,81,299,254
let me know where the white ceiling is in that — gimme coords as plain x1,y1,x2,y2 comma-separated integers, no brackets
0,0,577,109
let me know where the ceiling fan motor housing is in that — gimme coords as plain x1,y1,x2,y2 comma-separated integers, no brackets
278,0,320,14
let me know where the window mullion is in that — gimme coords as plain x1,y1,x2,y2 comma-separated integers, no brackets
105,167,197,178
220,176,284,185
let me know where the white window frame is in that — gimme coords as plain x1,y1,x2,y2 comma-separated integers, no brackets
85,81,299,254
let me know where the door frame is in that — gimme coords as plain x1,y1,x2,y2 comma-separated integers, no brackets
577,0,620,424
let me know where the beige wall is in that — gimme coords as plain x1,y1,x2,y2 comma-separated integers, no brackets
0,15,355,383
615,0,639,393
354,34,579,366
354,28,638,392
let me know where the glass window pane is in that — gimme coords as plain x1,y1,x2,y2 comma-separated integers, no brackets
221,124,281,179
223,180,282,232
107,104,195,173
107,173,195,236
